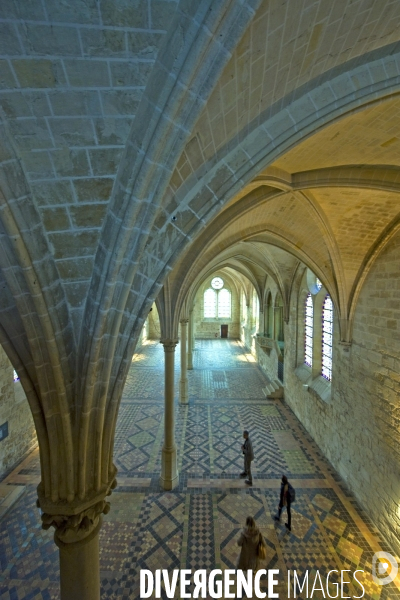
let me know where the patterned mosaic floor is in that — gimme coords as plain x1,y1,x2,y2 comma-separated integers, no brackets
1,339,399,599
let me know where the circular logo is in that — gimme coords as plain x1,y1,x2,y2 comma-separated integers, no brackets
372,552,398,585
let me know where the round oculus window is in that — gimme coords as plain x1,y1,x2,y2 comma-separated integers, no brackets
211,277,224,290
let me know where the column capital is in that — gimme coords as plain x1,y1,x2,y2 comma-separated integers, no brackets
339,340,352,351
160,338,178,352
47,500,107,546
180,318,189,324
37,472,117,544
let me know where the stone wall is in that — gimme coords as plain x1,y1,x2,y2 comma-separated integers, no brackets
241,304,255,349
282,232,400,554
254,337,280,383
148,303,161,339
0,345,37,478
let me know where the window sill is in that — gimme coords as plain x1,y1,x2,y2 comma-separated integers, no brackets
295,365,331,404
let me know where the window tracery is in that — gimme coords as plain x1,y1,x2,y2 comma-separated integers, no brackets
204,288,217,318
218,288,231,318
203,281,231,318
304,293,313,367
322,295,333,381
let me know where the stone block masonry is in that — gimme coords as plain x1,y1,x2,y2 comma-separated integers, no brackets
283,230,400,556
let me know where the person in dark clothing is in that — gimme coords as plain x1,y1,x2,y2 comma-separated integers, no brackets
274,475,292,531
240,430,254,485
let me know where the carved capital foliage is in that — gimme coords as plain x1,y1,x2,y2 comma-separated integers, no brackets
160,339,178,352
37,475,117,544
42,498,109,544
180,319,189,325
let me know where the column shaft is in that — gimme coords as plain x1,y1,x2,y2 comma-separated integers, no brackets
191,309,195,352
188,311,193,370
57,521,101,600
160,340,179,490
180,320,189,404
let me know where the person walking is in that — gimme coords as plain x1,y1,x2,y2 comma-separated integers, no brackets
274,475,292,531
240,430,254,485
237,516,267,572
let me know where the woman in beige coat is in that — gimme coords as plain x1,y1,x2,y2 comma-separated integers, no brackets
236,516,266,571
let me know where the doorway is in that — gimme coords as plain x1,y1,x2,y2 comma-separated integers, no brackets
221,324,228,338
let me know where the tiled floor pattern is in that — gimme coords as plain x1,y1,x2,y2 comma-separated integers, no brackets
0,339,399,599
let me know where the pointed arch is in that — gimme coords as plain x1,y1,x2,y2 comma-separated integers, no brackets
322,295,334,381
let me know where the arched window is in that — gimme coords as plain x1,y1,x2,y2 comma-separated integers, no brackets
218,288,231,318
274,294,284,341
204,288,217,318
13,369,20,382
322,295,333,381
304,293,313,367
266,293,273,337
204,283,231,318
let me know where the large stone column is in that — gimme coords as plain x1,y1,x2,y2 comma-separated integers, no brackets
160,339,179,490
40,491,114,600
56,520,101,600
188,310,193,370
191,306,196,352
179,319,189,404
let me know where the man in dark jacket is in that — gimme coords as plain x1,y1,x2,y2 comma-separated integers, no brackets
240,430,254,485
274,475,292,531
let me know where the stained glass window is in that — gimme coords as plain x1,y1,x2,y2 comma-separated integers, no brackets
316,278,322,291
304,293,313,367
204,288,217,318
13,369,20,382
218,288,231,318
322,295,333,380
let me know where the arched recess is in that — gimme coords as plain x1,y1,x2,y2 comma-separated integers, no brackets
264,292,273,338
171,221,339,341
184,258,263,313
347,214,400,341
274,293,284,343
188,269,242,340
172,237,293,337
244,242,295,322
170,160,400,341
